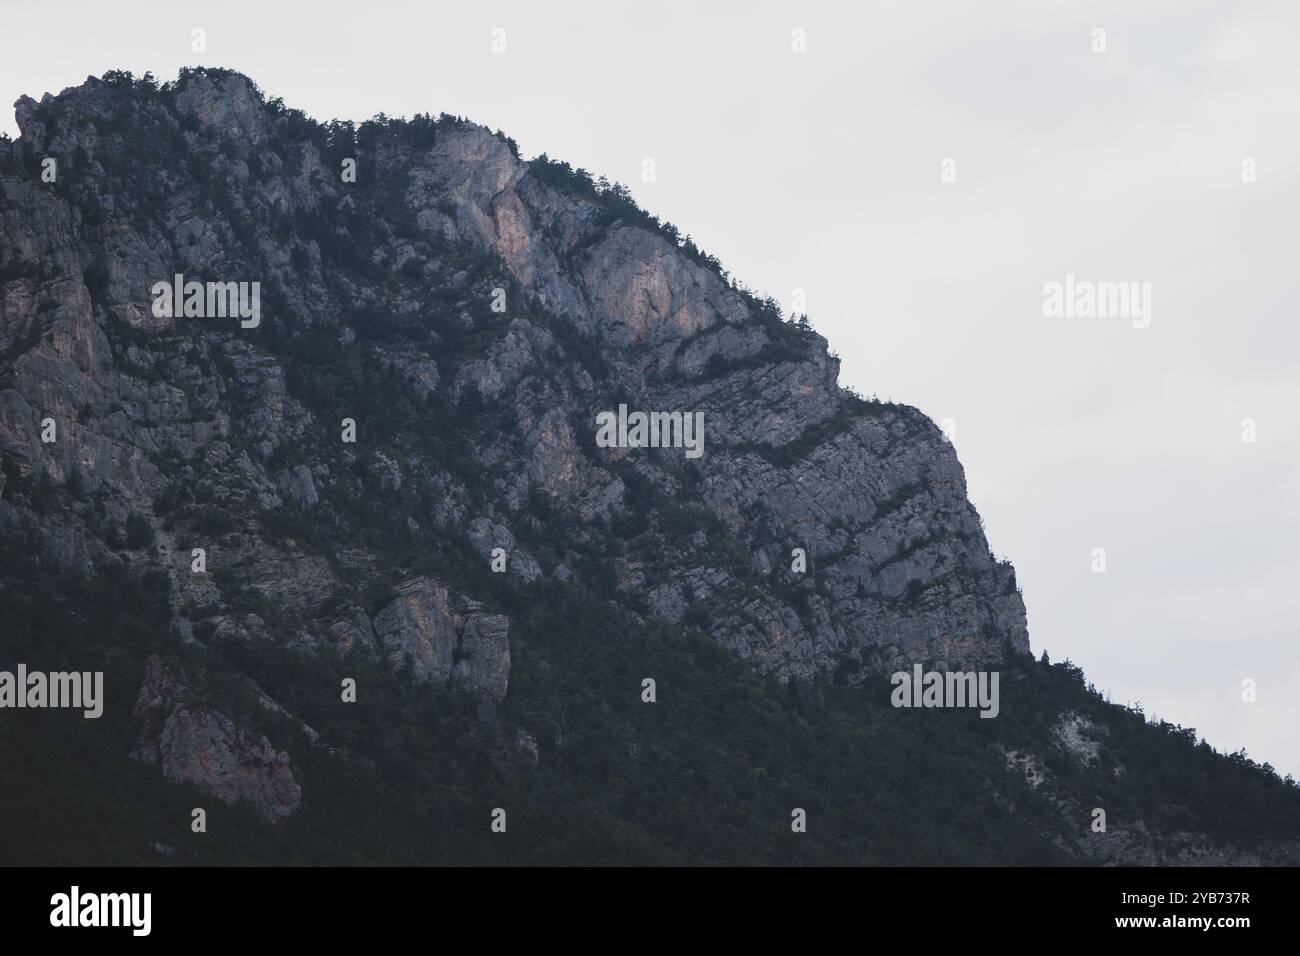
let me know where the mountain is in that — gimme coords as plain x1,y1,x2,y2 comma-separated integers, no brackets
1,68,1296,865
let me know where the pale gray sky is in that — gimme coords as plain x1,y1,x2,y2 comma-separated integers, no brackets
4,0,1297,777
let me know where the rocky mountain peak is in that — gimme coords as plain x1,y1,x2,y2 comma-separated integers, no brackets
3,66,1027,693
50,69,1300,868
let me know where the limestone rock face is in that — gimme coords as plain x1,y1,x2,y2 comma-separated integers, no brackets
455,605,511,702
276,464,318,508
131,657,301,821
174,72,272,146
1,68,1029,684
372,576,511,701
372,576,458,683
467,516,542,583
157,707,302,820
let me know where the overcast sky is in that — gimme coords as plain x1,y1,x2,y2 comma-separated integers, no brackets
3,0,1297,778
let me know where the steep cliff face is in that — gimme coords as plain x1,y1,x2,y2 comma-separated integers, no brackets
2,69,1295,865
1,69,1026,685
373,576,511,701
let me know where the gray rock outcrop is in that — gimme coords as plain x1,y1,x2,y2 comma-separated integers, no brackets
131,656,301,821
372,576,511,701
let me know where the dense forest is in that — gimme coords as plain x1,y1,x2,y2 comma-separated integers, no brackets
2,533,1296,865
